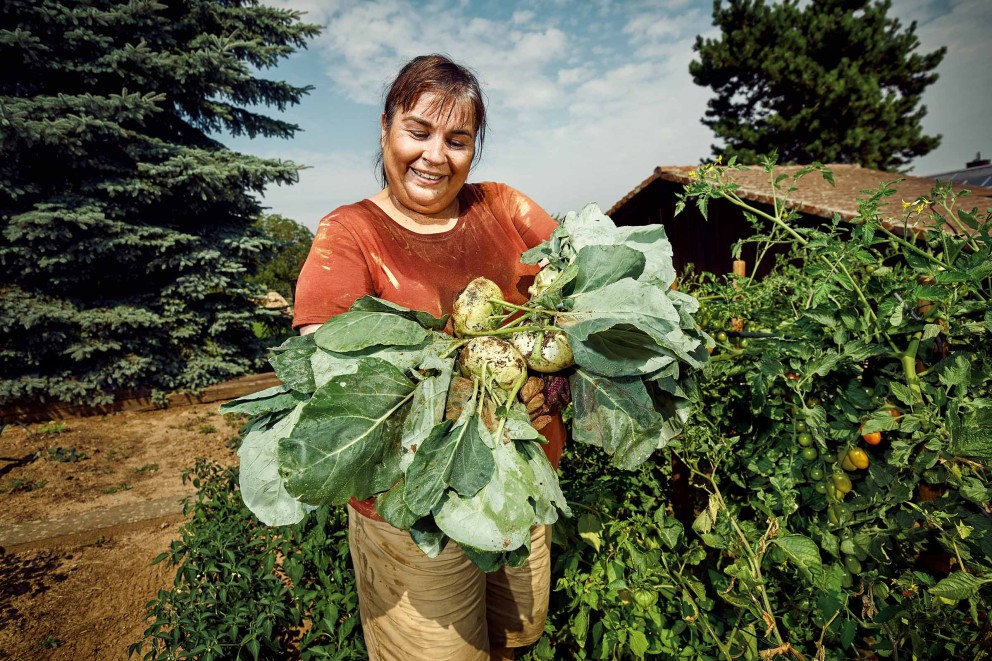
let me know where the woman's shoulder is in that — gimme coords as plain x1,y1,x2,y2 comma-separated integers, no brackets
315,199,379,229
462,181,535,215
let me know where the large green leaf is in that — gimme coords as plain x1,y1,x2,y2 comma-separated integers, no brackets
433,438,539,551
569,369,665,470
278,358,416,506
571,244,645,294
349,295,449,331
448,415,497,497
563,319,678,377
220,384,305,416
518,439,570,523
237,404,315,526
561,278,706,376
313,310,430,352
403,421,458,517
398,350,455,472
268,334,317,392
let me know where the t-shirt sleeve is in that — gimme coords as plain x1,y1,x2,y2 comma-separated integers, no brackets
494,183,559,248
293,215,375,329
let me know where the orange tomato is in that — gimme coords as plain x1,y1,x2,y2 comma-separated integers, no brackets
861,424,882,446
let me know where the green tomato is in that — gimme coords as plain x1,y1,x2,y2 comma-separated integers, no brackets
844,556,863,575
795,420,808,433
739,338,750,349
813,481,827,494
809,466,825,481
797,432,814,447
716,331,729,343
801,447,818,461
832,472,854,494
839,568,854,588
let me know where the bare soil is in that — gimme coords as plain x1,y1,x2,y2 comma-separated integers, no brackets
0,402,242,661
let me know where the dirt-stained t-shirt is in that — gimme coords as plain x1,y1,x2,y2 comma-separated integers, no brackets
294,181,567,519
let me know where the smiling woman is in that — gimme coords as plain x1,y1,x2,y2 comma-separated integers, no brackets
291,54,568,661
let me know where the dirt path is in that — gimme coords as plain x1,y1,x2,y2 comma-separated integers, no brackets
0,402,242,660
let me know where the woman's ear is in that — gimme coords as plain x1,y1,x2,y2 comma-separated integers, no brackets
380,113,388,145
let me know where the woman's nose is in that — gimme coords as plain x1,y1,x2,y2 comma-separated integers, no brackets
422,135,445,163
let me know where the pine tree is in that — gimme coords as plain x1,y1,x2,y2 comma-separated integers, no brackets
689,0,945,169
0,1,321,405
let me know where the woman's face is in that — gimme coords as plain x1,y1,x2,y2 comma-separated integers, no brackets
381,92,477,217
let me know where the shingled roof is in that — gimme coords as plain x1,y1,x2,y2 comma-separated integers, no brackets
608,163,992,234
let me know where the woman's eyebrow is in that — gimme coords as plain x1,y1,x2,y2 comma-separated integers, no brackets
403,114,474,138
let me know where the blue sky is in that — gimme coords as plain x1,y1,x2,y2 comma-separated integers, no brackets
226,0,992,231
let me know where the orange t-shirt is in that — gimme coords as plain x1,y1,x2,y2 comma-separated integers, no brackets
293,182,567,519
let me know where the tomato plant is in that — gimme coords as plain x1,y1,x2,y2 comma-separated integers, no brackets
645,159,992,660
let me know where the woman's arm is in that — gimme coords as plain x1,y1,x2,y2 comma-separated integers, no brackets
299,324,320,336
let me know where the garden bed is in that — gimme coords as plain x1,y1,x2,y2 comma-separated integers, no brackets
0,402,241,660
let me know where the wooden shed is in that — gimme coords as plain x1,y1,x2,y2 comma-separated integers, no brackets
607,164,992,278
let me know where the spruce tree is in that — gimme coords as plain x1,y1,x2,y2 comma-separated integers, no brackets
0,1,321,405
689,0,945,169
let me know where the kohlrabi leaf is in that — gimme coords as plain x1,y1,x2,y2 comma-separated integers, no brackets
518,439,570,523
220,384,306,416
313,310,430,352
376,479,420,530
403,420,457,517
309,333,446,389
433,438,538,551
237,404,316,526
570,244,645,294
561,279,707,375
569,368,666,470
278,358,416,506
349,295,449,331
448,414,496,497
563,203,620,252
398,347,456,472
268,334,318,393
615,224,677,289
409,518,448,557
562,317,679,377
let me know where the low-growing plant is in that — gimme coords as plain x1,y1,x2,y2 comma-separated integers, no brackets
36,421,69,435
130,460,365,661
44,446,88,463
133,464,160,474
1,477,48,494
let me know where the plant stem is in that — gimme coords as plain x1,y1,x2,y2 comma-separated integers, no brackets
901,333,924,404
461,325,550,337
490,299,561,316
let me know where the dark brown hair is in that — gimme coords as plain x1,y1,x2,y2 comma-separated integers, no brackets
377,54,487,186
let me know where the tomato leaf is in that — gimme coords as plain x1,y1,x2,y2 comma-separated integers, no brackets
929,572,992,601
773,534,822,578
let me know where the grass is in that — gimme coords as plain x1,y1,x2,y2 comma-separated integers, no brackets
133,464,160,474
101,482,132,494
